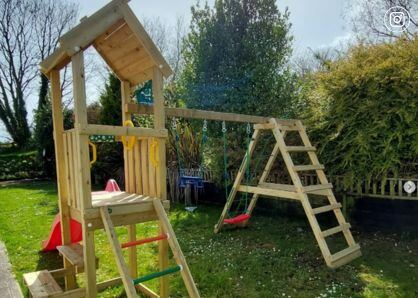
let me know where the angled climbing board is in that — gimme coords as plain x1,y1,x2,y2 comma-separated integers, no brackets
214,118,361,269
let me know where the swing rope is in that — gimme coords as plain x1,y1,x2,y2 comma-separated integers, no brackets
223,122,253,218
222,121,229,202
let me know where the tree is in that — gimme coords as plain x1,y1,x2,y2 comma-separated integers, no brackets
178,0,294,174
0,0,78,148
347,0,418,41
300,37,418,181
180,0,293,117
32,0,78,110
0,0,36,148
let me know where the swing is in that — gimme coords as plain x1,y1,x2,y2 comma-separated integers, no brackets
222,122,252,225
173,118,207,211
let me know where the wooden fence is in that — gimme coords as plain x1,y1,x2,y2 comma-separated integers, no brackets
167,168,418,202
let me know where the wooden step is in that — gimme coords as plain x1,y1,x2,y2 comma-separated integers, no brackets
285,146,316,152
57,243,84,267
302,183,333,193
322,223,351,237
329,244,362,268
23,270,63,297
312,203,342,215
293,164,324,171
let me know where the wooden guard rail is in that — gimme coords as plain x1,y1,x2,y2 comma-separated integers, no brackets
63,129,81,209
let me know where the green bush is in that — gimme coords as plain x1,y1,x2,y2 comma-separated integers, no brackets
0,151,44,181
300,37,418,181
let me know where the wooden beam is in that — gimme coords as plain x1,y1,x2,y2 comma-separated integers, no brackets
153,199,200,298
100,207,138,298
152,67,169,298
126,103,299,126
50,70,76,290
78,124,168,138
71,51,96,297
237,185,300,200
121,80,138,280
59,0,126,56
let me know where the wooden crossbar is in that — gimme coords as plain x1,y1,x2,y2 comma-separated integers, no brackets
125,103,298,126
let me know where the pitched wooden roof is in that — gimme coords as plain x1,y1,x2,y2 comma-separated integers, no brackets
40,0,172,85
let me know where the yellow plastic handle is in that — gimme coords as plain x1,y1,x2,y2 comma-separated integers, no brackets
150,138,159,167
89,142,97,166
121,120,136,150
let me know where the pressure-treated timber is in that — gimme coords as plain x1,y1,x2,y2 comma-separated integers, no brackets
125,102,300,126
100,207,138,298
285,146,316,152
78,124,168,138
215,118,361,269
153,199,201,298
50,70,76,290
312,203,342,215
24,270,63,297
71,51,97,297
152,66,170,298
293,164,325,171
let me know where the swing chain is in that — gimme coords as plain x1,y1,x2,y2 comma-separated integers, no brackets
202,119,208,132
222,121,226,133
246,122,251,135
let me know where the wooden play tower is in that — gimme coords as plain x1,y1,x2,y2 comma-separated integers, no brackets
23,1,200,297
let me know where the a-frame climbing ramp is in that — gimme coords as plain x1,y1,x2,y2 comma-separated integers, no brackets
214,118,361,269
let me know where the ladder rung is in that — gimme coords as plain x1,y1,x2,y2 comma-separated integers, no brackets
121,234,168,248
329,244,361,268
285,146,316,152
322,223,351,237
302,183,333,193
133,265,182,285
312,203,342,215
293,164,324,171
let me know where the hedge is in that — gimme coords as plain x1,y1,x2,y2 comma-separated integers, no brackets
0,151,45,181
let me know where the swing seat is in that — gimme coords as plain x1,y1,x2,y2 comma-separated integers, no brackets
223,214,251,225
179,175,204,189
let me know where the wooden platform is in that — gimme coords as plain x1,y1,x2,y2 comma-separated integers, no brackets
92,191,155,207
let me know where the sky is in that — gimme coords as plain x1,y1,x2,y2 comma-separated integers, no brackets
0,0,350,142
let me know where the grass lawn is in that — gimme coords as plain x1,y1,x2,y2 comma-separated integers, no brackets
0,181,417,297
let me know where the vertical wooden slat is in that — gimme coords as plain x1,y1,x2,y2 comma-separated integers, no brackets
141,139,149,195
134,141,142,194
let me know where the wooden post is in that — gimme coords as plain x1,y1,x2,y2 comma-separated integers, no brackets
121,80,138,278
50,70,76,290
72,51,96,297
152,67,169,298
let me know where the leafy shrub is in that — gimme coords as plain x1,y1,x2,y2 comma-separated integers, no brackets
0,151,44,180
300,37,418,181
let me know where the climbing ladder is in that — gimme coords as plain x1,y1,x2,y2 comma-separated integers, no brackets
100,199,200,298
214,118,361,269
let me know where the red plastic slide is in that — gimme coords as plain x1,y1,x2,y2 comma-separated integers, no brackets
41,179,120,251
41,215,82,252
